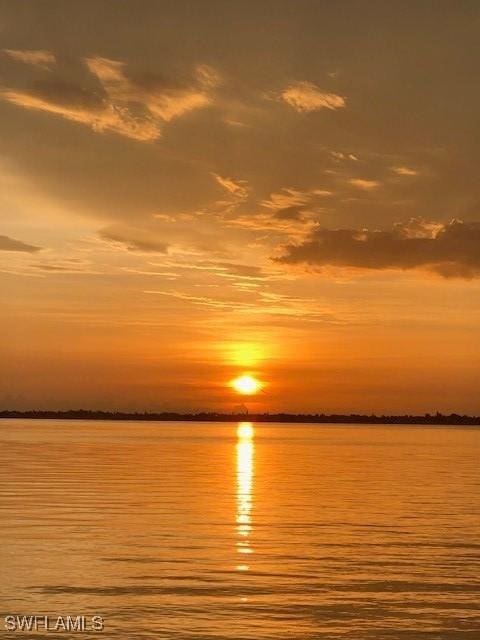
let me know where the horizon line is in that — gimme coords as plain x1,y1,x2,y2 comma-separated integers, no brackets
0,409,479,425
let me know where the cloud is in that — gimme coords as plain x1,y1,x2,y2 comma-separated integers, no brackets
4,48,56,70
99,226,168,253
392,166,418,176
144,288,341,322
145,289,248,311
30,261,94,274
212,261,265,279
331,151,359,162
261,187,331,221
1,85,159,142
261,188,312,211
1,56,218,141
205,174,251,220
155,259,270,283
348,178,380,191
195,64,222,88
213,174,250,200
229,186,332,236
279,81,346,112
0,234,42,253
276,219,480,278
272,205,306,221
85,56,212,122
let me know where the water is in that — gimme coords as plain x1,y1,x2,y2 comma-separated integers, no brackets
1,420,479,639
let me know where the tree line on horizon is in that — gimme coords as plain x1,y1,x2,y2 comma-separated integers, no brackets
0,409,478,425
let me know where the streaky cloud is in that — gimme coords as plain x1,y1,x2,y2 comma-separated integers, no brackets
99,226,169,253
1,86,161,142
0,234,42,253
3,48,56,70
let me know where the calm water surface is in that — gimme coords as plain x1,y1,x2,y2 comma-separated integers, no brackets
1,420,479,639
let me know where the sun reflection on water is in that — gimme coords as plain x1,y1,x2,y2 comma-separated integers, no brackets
236,422,254,571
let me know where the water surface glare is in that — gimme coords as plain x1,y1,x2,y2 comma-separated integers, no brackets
1,420,479,639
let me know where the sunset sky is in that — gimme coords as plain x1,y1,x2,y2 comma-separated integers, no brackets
1,1,479,414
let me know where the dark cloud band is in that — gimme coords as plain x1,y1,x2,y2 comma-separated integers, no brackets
276,219,480,278
0,235,42,253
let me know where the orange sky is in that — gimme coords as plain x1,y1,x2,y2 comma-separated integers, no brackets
1,1,479,414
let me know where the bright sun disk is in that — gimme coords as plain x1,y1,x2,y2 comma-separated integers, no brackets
231,374,262,395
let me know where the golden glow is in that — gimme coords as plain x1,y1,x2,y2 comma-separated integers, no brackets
227,342,268,367
236,422,254,569
230,374,263,395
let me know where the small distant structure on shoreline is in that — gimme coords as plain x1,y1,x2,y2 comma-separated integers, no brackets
0,409,478,425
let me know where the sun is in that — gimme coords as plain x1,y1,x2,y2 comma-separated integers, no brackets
230,374,263,395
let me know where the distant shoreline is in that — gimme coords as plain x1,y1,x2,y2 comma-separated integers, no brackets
0,410,479,425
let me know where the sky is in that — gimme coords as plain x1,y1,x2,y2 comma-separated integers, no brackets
1,0,479,414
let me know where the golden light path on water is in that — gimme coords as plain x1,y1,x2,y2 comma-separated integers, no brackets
236,422,254,572
1,420,480,638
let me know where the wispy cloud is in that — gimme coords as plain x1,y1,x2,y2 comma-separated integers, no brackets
391,166,418,176
1,56,219,141
99,226,169,253
261,188,313,211
144,288,342,323
85,57,215,122
145,289,246,311
208,261,266,281
276,219,480,278
149,259,273,284
279,81,345,112
0,234,42,253
3,48,56,70
212,174,250,200
261,187,331,221
30,260,96,274
348,178,380,191
195,64,222,88
331,151,359,162
227,186,332,237
2,86,160,142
